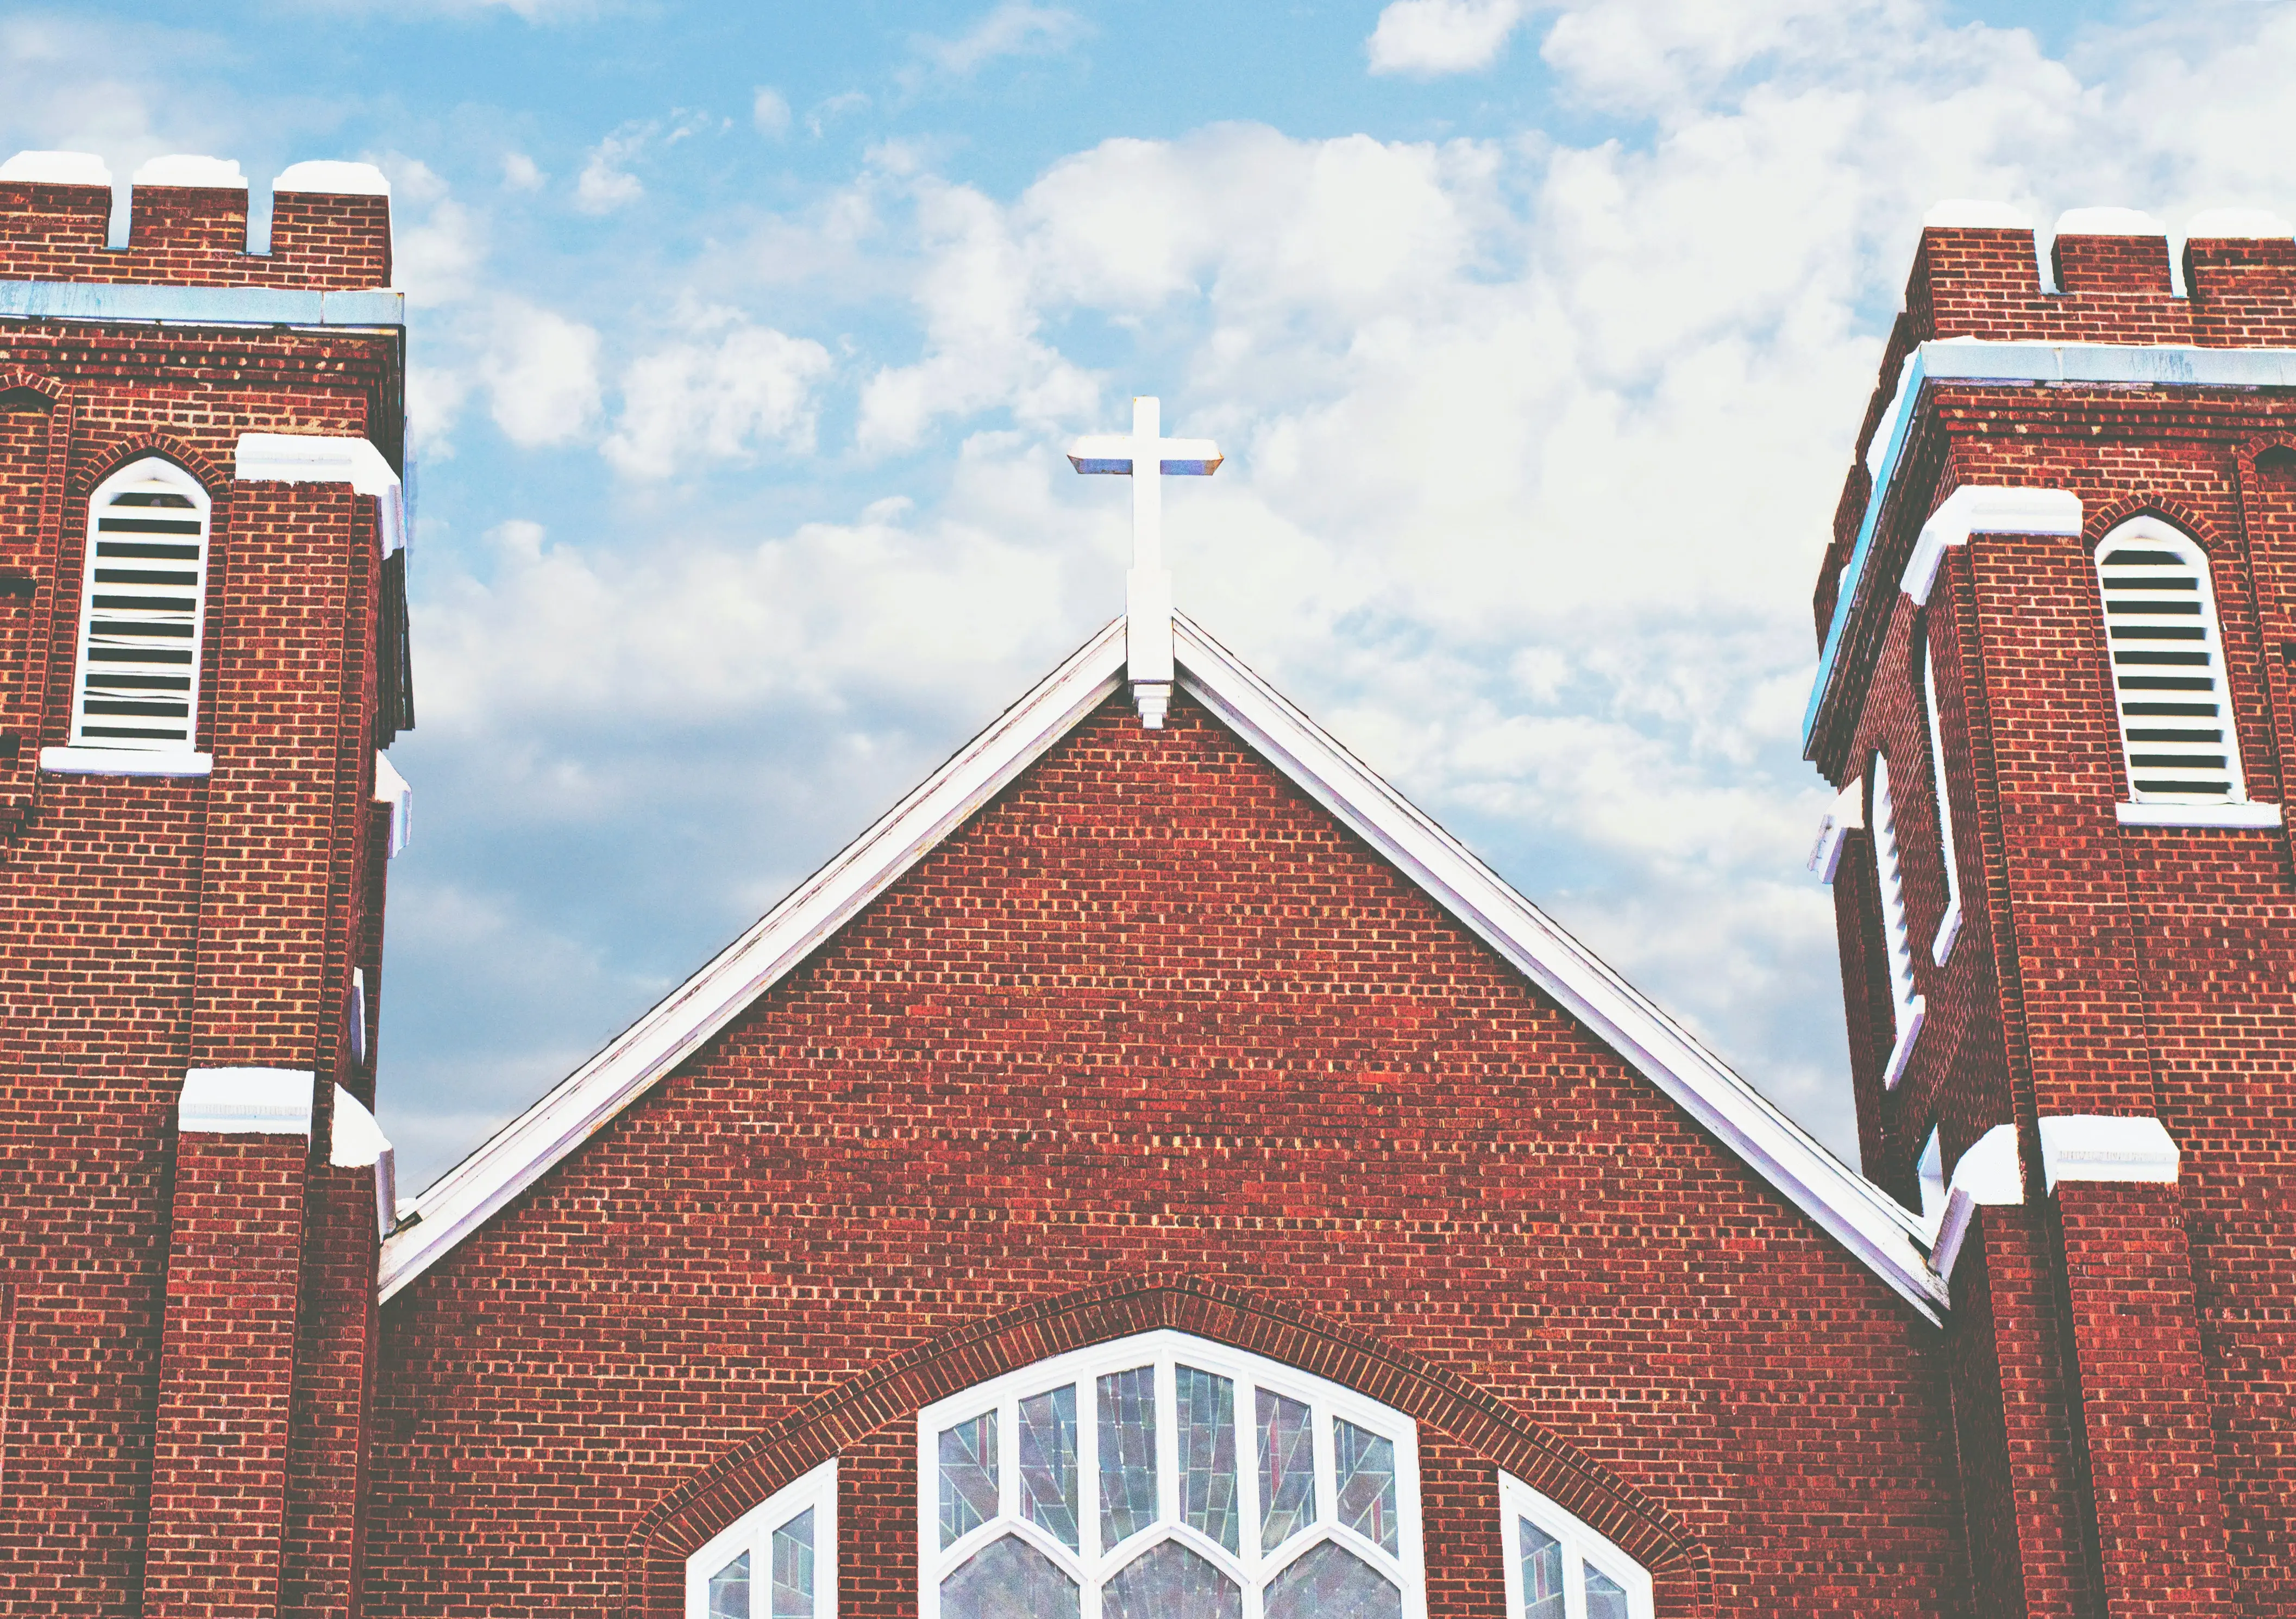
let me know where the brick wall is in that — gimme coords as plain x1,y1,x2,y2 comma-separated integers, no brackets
366,693,1969,1619
0,179,390,289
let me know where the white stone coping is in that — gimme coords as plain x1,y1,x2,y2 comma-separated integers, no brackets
274,160,390,197
0,150,111,186
2116,800,2283,828
1928,1123,2022,1284
2054,206,2166,238
1930,896,1962,966
1806,778,1862,883
40,746,212,778
180,1067,314,1135
1899,485,2084,603
1879,999,1925,1092
374,751,412,856
382,614,1950,1322
331,1084,398,1237
131,154,247,189
2039,1113,2180,1192
1923,199,2032,229
2187,208,2295,240
234,432,405,555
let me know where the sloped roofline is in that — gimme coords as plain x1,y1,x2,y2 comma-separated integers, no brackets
379,615,1948,1321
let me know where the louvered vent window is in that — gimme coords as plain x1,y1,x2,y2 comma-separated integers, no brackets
71,458,210,753
1871,754,1924,1090
1920,635,1962,965
2095,522,2244,804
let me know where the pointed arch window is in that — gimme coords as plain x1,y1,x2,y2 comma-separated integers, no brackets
919,1332,1424,1619
2094,520,2244,805
1870,753,1924,1090
70,457,211,753
687,1459,837,1619
1497,1474,1652,1619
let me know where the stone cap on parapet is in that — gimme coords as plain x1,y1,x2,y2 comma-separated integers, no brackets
0,150,392,291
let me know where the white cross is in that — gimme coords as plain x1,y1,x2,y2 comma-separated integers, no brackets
1067,396,1222,728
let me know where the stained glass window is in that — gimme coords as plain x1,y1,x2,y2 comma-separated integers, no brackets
1097,1367,1160,1549
941,1414,1000,1548
1018,1387,1080,1550
1499,1472,1653,1619
1257,1390,1317,1552
1176,1366,1239,1554
685,1459,838,1619
919,1334,1425,1619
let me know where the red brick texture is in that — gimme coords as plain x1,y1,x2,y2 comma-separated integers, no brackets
367,693,1968,1619
0,180,391,289
0,308,399,1615
1822,228,2296,1615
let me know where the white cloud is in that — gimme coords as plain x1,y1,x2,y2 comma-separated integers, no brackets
1366,0,1530,77
478,299,602,446
575,132,644,213
501,151,545,190
914,2,1087,77
604,316,835,477
382,156,485,307
753,87,792,137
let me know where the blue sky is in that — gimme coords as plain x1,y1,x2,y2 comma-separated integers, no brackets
4,0,2287,1184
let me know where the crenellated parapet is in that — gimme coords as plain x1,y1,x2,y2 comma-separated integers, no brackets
0,152,391,290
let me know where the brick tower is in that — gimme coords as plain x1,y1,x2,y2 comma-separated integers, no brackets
1809,202,2296,1615
0,152,411,1616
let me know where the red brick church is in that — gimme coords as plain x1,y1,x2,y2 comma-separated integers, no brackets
0,153,2289,1618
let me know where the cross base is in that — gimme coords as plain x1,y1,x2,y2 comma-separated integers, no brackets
1133,681,1171,728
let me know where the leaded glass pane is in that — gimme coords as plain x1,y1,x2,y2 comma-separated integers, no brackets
708,1550,751,1619
1585,1562,1630,1619
1018,1386,1081,1550
1263,1541,1402,1619
940,1535,1081,1619
1332,1420,1397,1554
940,1412,1000,1549
1256,1389,1316,1552
1102,1540,1241,1619
1518,1519,1565,1619
1096,1366,1159,1550
770,1508,813,1619
1175,1366,1239,1553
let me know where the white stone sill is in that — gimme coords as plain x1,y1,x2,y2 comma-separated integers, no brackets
40,745,212,778
1881,998,1926,1091
2115,800,2282,828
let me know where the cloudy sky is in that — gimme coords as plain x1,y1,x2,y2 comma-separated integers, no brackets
4,0,2288,1184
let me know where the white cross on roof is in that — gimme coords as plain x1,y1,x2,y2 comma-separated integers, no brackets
1067,396,1222,728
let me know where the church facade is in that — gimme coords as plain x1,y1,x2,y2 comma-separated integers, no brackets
0,154,2289,1619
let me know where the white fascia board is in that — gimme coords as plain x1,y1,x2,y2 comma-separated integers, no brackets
1171,618,1949,1323
1809,339,2296,754
378,620,1131,1302
380,611,1947,1321
236,432,405,554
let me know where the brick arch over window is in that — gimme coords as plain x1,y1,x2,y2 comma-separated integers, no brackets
67,434,227,502
0,367,66,405
624,1276,1715,1619
2084,492,2220,553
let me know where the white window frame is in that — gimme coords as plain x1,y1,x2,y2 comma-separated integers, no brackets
2094,517,2248,810
66,455,213,757
1869,754,1925,1091
1496,1473,1653,1619
916,1330,1425,1619
1919,634,1963,966
686,1458,838,1619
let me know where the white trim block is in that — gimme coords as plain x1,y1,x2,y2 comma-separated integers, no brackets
374,751,412,855
2116,801,2282,828
2053,207,2166,237
180,1067,314,1135
133,155,247,189
2186,208,2294,240
331,1084,398,1237
1808,778,1862,882
1,151,111,185
1923,200,2032,229
40,746,212,778
2038,1114,2180,1193
1903,486,2084,605
235,432,405,555
1930,1123,2023,1284
273,160,390,197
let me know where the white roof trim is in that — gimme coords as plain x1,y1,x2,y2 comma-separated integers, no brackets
379,615,1948,1320
235,432,406,555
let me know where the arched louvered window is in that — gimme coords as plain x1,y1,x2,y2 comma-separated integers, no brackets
1870,754,1924,1090
687,1459,836,1619
2094,520,2244,805
70,458,211,753
1498,1473,1652,1619
919,1332,1424,1619
1919,632,1962,965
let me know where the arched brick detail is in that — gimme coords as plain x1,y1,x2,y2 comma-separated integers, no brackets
2084,492,2218,552
68,432,228,500
0,367,65,404
624,1274,1715,1618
